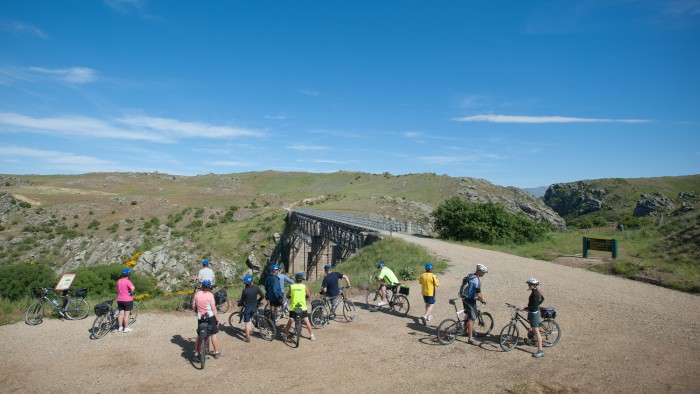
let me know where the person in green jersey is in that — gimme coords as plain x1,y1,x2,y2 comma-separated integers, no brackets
283,272,315,341
374,262,400,307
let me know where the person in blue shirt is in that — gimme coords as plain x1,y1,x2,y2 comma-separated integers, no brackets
321,264,351,317
265,265,285,319
460,264,488,345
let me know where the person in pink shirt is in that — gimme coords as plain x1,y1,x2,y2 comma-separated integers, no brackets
191,280,221,361
116,268,136,333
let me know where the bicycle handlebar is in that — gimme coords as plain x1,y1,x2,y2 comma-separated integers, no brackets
505,303,524,311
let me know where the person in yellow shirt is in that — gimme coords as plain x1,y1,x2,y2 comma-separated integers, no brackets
283,272,315,341
418,263,439,325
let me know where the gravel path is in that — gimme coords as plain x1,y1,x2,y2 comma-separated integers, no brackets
1,234,698,393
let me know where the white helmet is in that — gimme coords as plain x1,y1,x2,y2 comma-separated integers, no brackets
476,264,488,273
526,278,540,286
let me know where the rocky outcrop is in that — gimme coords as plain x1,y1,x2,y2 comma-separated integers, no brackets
544,181,605,217
634,193,673,217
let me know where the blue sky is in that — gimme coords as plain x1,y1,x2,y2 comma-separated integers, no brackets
0,0,698,188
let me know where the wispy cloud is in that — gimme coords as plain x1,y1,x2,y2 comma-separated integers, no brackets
0,112,264,143
286,144,329,151
309,159,358,164
264,114,288,120
0,20,47,38
28,67,98,84
452,114,652,124
300,89,320,97
208,161,254,167
104,0,157,19
418,151,504,165
0,145,116,170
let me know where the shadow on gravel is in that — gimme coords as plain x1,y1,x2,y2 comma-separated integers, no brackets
171,334,195,361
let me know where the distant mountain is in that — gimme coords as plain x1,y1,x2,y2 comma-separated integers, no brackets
521,186,549,198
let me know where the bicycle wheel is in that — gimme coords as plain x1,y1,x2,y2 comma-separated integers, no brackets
310,305,328,329
25,300,44,325
474,312,494,337
257,316,276,341
128,302,140,325
198,336,207,369
228,311,244,331
65,298,89,320
216,300,229,313
540,319,561,347
92,314,112,339
179,294,193,311
293,319,301,348
342,299,356,322
436,318,459,345
499,323,520,352
391,294,410,316
365,289,381,311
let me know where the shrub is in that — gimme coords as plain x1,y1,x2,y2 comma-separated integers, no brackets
398,267,417,281
69,264,157,297
18,201,31,208
0,263,57,301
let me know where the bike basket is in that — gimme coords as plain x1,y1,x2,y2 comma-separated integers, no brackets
197,321,210,338
398,285,410,295
214,289,227,305
74,288,88,298
311,299,323,309
540,306,557,319
94,301,110,316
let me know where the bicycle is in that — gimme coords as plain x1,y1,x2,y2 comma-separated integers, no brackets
263,297,290,322
228,301,276,341
365,283,410,316
90,299,140,338
499,303,561,352
436,298,494,345
194,319,212,369
286,307,304,348
25,287,90,325
179,282,228,313
310,286,356,328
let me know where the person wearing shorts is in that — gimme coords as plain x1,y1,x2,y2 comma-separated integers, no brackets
418,263,439,325
240,275,265,342
283,273,315,341
192,280,220,360
525,278,545,358
116,268,135,333
461,264,487,345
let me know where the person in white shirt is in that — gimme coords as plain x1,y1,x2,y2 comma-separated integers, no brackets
197,259,215,284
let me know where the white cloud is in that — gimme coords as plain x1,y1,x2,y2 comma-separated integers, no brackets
0,20,47,38
28,67,98,84
300,89,320,97
264,114,288,120
117,115,264,138
104,0,156,19
451,114,652,123
310,159,358,164
286,144,329,151
208,161,254,167
0,145,115,169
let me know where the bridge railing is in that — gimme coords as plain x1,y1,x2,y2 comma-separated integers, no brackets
292,208,427,235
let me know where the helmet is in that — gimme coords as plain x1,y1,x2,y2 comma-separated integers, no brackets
122,268,131,275
526,278,540,286
243,275,253,284
202,259,209,266
323,264,331,270
377,261,385,268
425,263,433,271
476,264,488,273
271,265,280,271
295,272,305,279
201,280,212,288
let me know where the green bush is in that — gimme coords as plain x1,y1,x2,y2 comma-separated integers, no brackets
398,267,417,281
432,197,549,244
69,264,157,297
0,263,57,301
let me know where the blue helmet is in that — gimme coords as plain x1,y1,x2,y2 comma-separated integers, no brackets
243,275,253,284
295,272,305,279
122,268,131,275
425,263,433,271
201,279,212,288
271,265,280,271
202,259,209,266
377,261,385,268
324,264,331,270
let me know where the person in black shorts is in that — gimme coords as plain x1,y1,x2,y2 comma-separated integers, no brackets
240,275,265,342
525,278,545,358
321,264,351,318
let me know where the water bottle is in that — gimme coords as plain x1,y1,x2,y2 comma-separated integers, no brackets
114,310,119,318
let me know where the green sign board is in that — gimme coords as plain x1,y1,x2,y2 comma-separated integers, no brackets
583,237,618,259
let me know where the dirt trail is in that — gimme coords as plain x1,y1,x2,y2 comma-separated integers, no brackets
1,234,698,393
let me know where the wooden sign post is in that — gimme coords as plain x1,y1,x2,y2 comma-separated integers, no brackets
583,237,618,259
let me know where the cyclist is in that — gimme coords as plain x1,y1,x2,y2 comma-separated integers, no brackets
240,275,265,342
116,268,135,333
321,264,351,318
276,265,295,288
265,265,285,320
459,264,488,345
525,278,545,358
192,280,221,360
283,272,315,341
197,259,215,285
418,263,439,325
374,262,400,307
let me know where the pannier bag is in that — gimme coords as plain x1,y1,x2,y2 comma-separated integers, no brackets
540,306,557,319
214,289,227,305
197,321,210,338
94,301,111,316
75,288,88,298
398,285,410,295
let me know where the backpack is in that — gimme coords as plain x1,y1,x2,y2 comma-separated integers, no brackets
460,273,477,299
